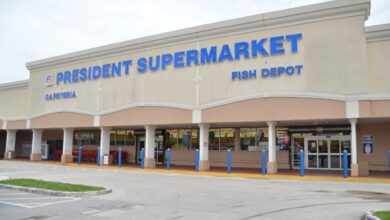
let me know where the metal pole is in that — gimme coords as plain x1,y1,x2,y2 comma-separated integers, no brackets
97,147,100,166
300,150,304,177
343,150,348,178
195,149,199,172
166,148,171,170
78,146,82,165
262,149,266,175
227,149,231,174
118,148,122,168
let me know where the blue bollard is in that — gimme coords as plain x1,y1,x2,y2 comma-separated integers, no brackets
343,150,348,178
140,148,145,169
300,150,304,176
195,149,199,172
227,149,231,174
388,150,390,176
78,146,82,165
261,150,266,175
97,147,100,166
166,148,171,170
118,148,122,168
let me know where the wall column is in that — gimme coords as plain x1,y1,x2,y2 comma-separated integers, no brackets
30,129,43,161
144,125,156,168
100,127,111,165
61,128,74,163
267,122,277,174
4,130,16,159
350,118,358,176
234,128,240,151
199,123,210,171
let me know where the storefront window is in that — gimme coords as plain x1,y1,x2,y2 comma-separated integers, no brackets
116,130,126,146
209,128,234,151
276,128,289,151
74,130,100,146
110,130,116,145
166,129,199,150
126,130,135,146
240,128,268,151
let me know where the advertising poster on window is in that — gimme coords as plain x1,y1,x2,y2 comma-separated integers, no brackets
362,135,373,154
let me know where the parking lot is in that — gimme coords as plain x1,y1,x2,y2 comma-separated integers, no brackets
0,160,389,220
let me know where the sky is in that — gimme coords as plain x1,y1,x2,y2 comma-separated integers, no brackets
0,0,389,84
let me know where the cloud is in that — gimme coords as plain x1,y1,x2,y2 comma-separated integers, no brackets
0,0,388,84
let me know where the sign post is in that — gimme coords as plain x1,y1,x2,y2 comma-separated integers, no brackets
262,150,266,175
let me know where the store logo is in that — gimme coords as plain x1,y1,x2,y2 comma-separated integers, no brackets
45,74,54,86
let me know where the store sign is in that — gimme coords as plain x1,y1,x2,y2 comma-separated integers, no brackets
45,91,77,101
46,33,303,87
362,135,373,154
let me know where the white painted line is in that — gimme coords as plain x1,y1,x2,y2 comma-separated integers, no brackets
0,200,32,208
30,197,80,208
0,192,29,196
0,171,38,175
1,197,65,200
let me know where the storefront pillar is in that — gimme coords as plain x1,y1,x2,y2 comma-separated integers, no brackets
144,125,156,168
199,123,210,171
350,118,358,176
61,128,74,163
267,121,277,174
4,129,16,159
100,127,111,165
30,129,43,161
234,128,240,151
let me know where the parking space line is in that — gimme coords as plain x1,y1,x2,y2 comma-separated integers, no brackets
0,200,31,208
0,192,29,196
0,171,39,175
1,197,65,200
29,198,81,208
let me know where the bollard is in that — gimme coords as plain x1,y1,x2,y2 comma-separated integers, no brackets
78,146,82,165
96,147,100,166
227,149,231,174
343,150,348,178
388,150,390,176
195,149,199,172
118,148,122,168
300,150,304,176
261,150,266,175
140,148,145,169
166,148,171,170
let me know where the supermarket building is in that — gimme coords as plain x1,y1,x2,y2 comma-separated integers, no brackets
0,0,389,176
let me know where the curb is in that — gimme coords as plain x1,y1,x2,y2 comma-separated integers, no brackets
362,211,381,220
0,183,111,197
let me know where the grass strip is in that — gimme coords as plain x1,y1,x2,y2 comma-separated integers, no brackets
0,178,105,192
374,211,390,220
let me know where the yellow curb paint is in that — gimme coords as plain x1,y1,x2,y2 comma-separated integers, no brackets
58,162,390,184
8,160,388,184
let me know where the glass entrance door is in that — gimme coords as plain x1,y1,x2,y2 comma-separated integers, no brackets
304,136,350,170
155,135,164,165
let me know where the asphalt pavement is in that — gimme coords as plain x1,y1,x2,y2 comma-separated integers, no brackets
0,160,389,220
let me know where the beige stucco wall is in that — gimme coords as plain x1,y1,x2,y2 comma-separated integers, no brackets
27,15,368,118
357,123,390,171
367,39,390,94
0,86,29,119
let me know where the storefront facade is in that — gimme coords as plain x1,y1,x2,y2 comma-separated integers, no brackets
1,0,389,176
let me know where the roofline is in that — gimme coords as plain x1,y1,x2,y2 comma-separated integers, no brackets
26,0,371,71
0,79,29,90
366,23,390,42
